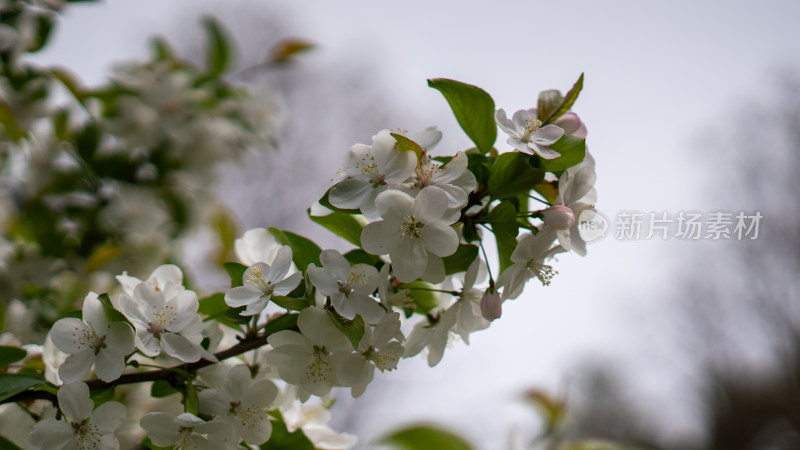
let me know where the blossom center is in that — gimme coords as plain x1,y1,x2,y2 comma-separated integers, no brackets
399,215,424,239
357,155,385,187
338,271,370,295
306,345,331,382
364,346,400,372
521,115,542,142
415,157,441,188
147,304,176,338
527,262,557,286
246,266,274,296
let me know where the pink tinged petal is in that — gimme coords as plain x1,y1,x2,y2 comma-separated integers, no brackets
329,178,373,209
319,249,350,281
390,240,428,283
414,186,449,224
50,318,93,353
553,112,586,138
140,412,180,446
361,221,402,255
224,285,263,308
136,329,161,357
81,292,108,336
420,222,459,257
421,254,446,284
480,289,502,321
105,321,135,355
29,419,73,450
272,272,302,296
162,332,200,362
532,124,565,145
308,265,340,296
94,347,126,382
350,294,386,324
90,401,126,432
58,349,95,383
268,246,293,283
199,389,229,416
494,109,517,136
57,382,93,423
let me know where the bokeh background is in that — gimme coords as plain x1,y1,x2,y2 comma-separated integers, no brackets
28,1,800,448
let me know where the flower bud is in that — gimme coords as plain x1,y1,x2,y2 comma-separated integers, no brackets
480,288,502,321
541,205,575,230
554,112,587,138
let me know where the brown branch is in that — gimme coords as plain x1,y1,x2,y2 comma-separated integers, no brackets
2,319,296,405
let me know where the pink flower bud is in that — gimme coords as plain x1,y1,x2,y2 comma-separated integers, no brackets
554,112,587,138
541,205,575,230
480,288,502,321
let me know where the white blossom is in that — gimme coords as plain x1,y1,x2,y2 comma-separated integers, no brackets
407,150,477,217
337,312,404,397
307,249,384,323
140,412,236,450
550,151,597,256
224,245,302,316
266,307,354,396
404,306,458,367
497,228,560,300
328,129,417,218
361,186,459,283
29,382,125,450
234,227,284,266
49,292,134,383
495,108,564,159
198,364,278,445
278,387,357,450
449,258,490,343
119,274,204,363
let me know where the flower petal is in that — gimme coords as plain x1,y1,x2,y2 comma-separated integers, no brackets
319,249,350,282
29,419,73,450
414,186,449,224
224,285,262,308
361,221,402,255
390,240,427,283
57,382,93,423
421,222,458,257
105,321,135,355
140,412,179,446
532,124,564,146
58,349,95,384
50,318,93,354
91,401,126,432
329,178,373,210
161,333,201,363
94,347,126,383
494,109,517,136
81,292,108,336
272,272,302,296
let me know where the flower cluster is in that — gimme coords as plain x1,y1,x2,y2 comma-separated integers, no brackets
0,75,597,450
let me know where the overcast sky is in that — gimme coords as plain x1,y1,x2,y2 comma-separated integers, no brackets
32,1,800,448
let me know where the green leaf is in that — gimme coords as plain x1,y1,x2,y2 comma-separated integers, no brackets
183,382,199,415
399,280,439,313
96,294,131,326
0,100,25,141
199,293,248,330
202,16,232,76
50,68,86,103
260,418,314,450
223,262,247,288
0,435,24,450
540,135,586,175
381,425,474,450
0,374,45,402
262,313,299,336
28,15,54,53
326,310,365,350
268,229,322,272
488,152,545,199
390,133,424,160
150,37,176,61
0,346,27,370
542,73,584,124
0,301,5,333
271,296,313,312
90,384,115,408
442,245,479,275
269,38,315,64
140,436,171,450
486,201,519,272
151,380,179,398
343,249,381,267
428,78,496,154
308,209,364,247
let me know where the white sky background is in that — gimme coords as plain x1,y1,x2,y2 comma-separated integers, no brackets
31,0,800,448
